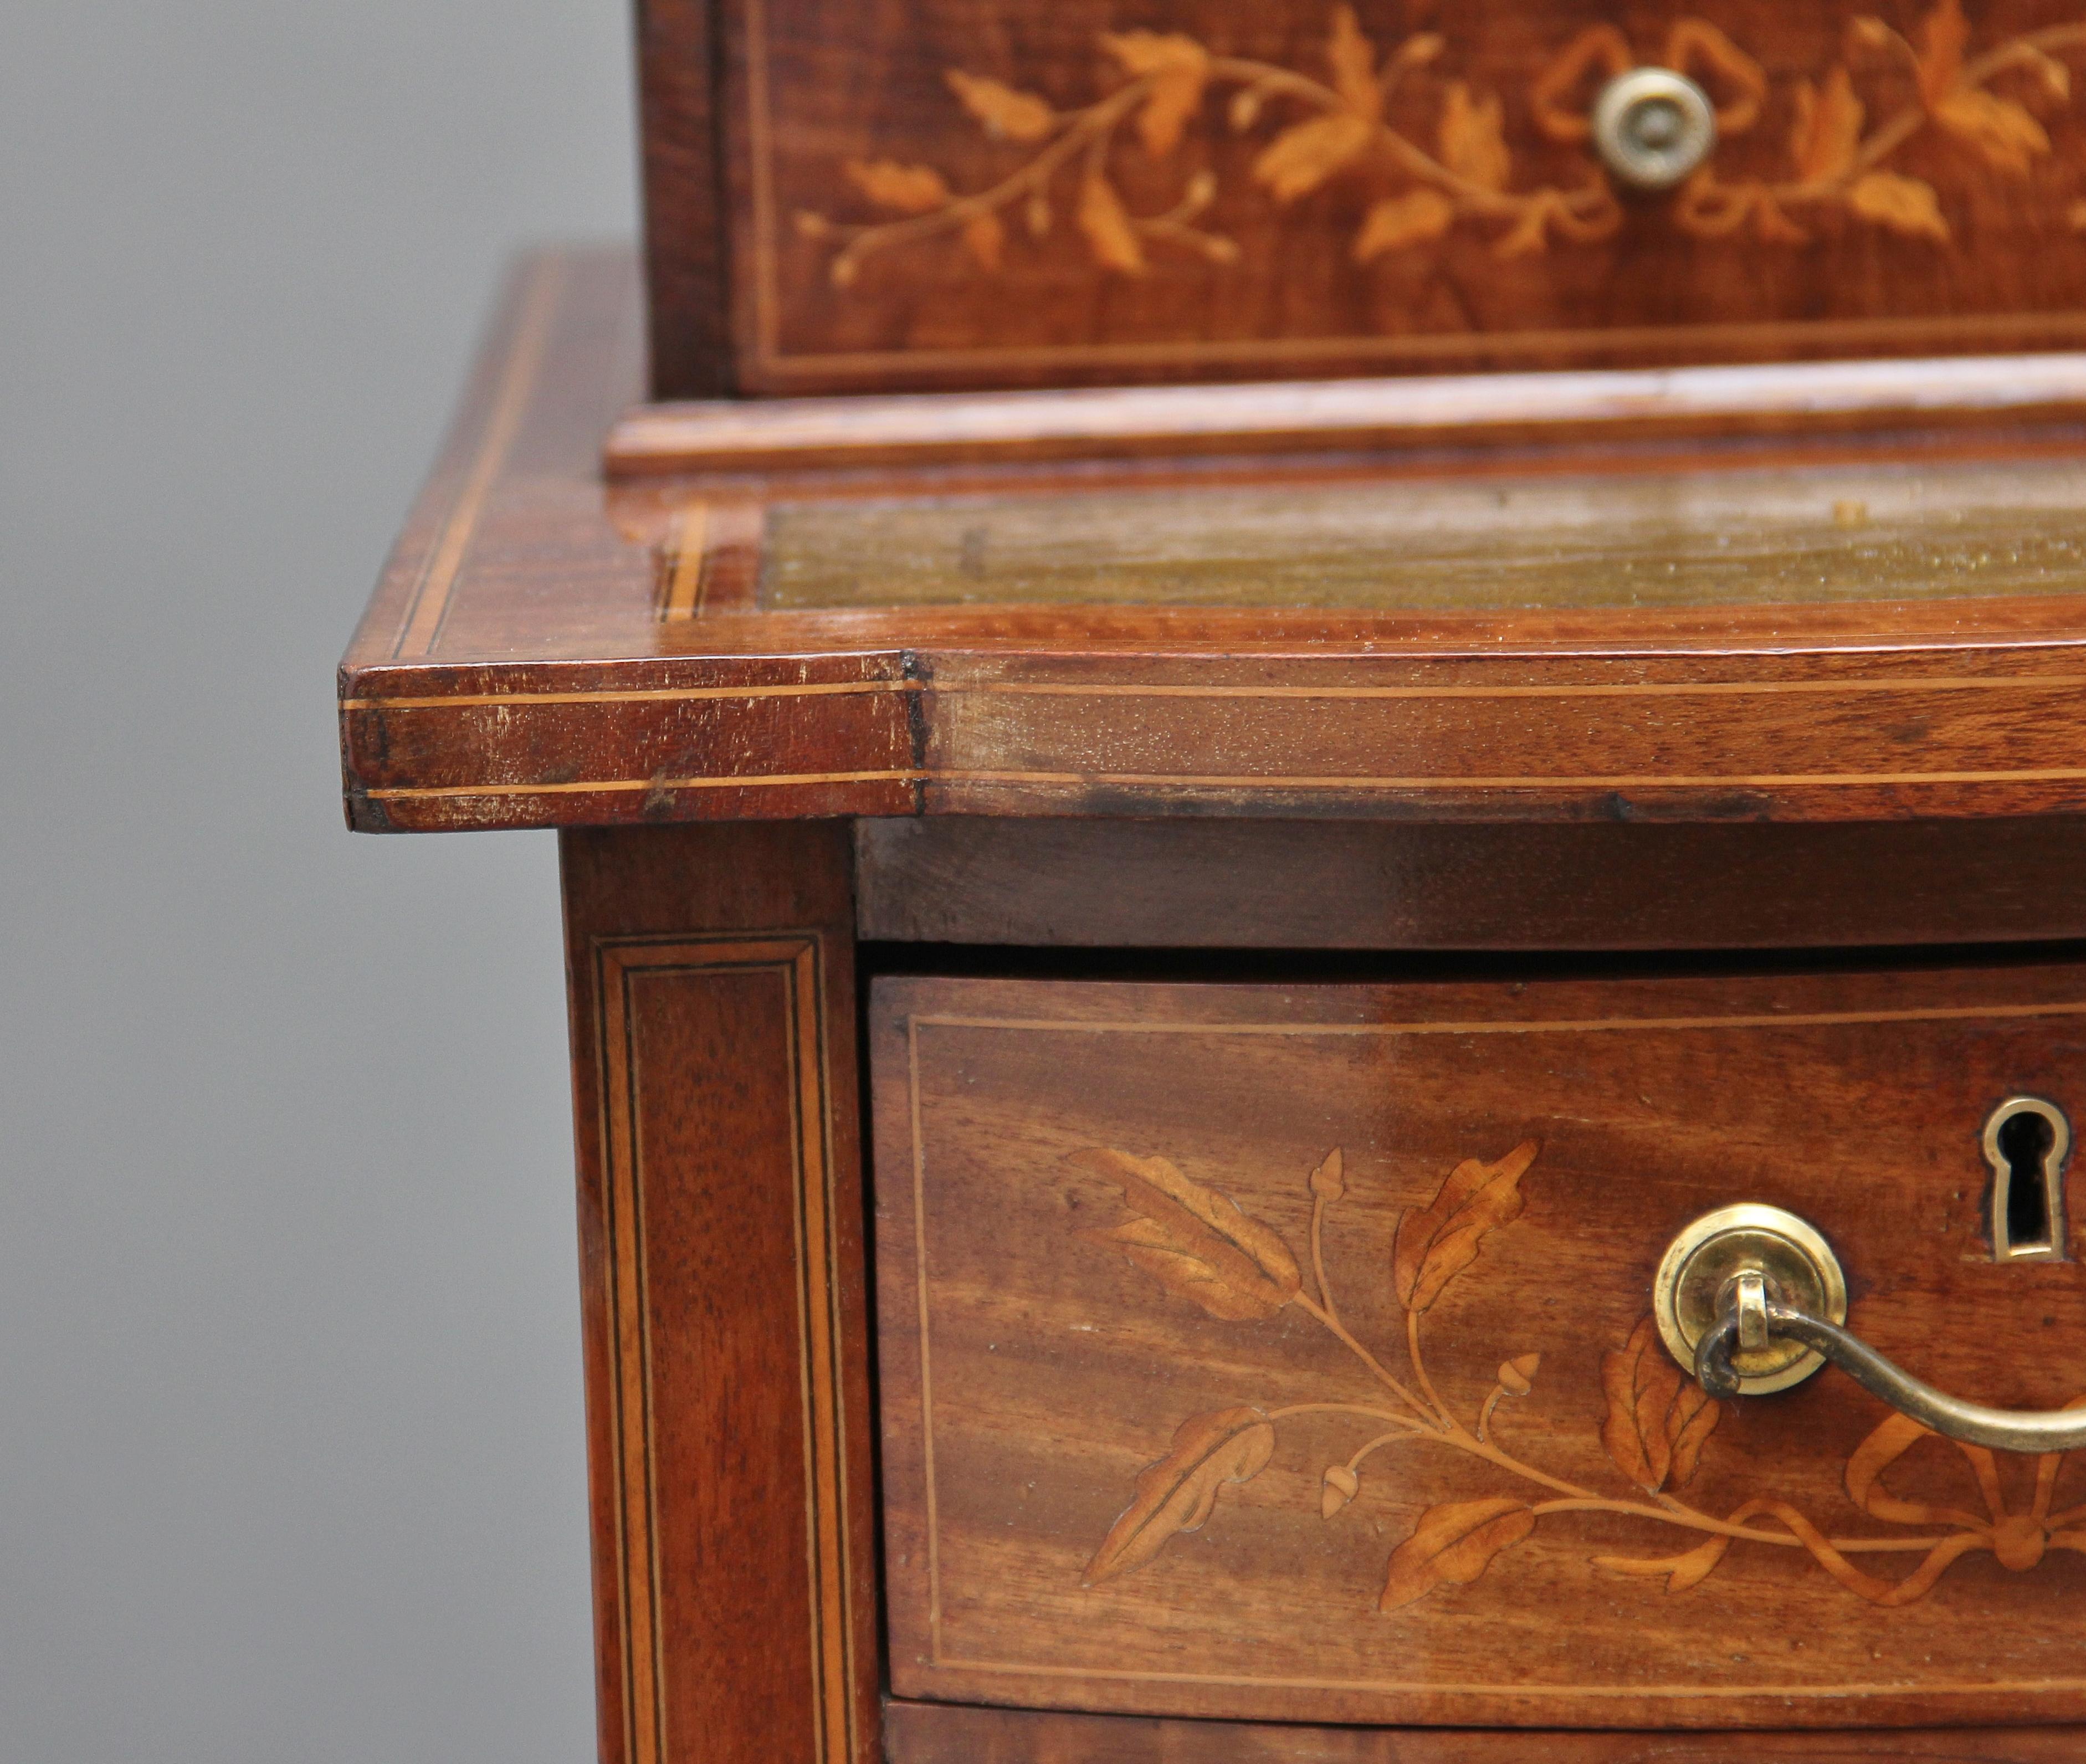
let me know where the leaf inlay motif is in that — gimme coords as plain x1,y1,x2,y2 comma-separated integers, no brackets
1068,1137,2086,1611
799,4,2086,285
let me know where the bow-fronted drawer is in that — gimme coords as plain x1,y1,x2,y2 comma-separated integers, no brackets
872,963,2086,1729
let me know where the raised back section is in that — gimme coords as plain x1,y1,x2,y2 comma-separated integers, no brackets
640,0,2086,397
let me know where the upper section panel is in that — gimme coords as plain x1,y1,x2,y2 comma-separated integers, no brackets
645,0,2086,395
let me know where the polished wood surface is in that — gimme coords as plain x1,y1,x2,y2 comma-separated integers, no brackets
633,0,2086,394
635,0,731,398
341,250,2086,832
854,814,2086,950
354,8,2086,1758
561,823,879,1764
885,1700,2086,1761
606,355,2086,475
873,966,2086,1727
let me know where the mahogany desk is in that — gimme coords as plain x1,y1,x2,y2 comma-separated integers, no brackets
341,248,2086,1763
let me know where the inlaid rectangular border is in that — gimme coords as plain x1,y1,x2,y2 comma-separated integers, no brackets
731,0,2086,386
595,934,858,1764
893,992,2086,1711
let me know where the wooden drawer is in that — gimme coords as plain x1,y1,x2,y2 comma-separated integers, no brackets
645,0,2086,394
870,965,2086,1730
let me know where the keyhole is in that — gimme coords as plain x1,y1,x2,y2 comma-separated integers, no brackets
1984,1096,2070,1263
2002,1110,2055,1252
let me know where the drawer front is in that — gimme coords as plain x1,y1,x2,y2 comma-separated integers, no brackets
684,1,2086,393
870,968,2086,1729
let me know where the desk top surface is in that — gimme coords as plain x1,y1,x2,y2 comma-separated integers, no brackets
341,247,2086,832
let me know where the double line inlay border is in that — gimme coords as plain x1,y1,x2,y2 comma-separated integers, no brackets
345,671,2086,712
347,668,2086,803
900,996,2086,1709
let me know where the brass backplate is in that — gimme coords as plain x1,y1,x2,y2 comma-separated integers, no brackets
1653,1204,1848,1394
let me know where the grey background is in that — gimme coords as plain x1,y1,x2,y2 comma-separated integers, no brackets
3,4,635,1757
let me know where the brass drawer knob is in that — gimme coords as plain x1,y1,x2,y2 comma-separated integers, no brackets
1591,66,1716,189
1657,1203,2086,1453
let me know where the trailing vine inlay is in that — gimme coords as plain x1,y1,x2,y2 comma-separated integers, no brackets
1070,1140,2086,1611
797,1,2086,282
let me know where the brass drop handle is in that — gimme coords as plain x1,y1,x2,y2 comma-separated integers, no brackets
1657,1204,2086,1455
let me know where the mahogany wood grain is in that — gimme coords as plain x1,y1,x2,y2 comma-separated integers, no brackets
884,1700,2086,1761
653,0,2086,394
352,7,2086,1756
340,252,2086,834
635,0,734,397
561,823,878,1764
853,814,2086,950
604,356,2086,476
872,966,2086,1729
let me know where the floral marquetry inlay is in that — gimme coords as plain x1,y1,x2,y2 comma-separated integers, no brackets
1070,1140,2086,1611
797,1,2086,283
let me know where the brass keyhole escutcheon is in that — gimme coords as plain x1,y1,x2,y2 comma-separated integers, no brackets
1984,1095,2070,1263
1591,66,1718,189
1653,1204,1847,1394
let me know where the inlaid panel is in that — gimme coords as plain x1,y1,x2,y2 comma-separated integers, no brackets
674,1,2086,391
872,968,2086,1728
561,823,881,1764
